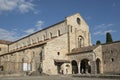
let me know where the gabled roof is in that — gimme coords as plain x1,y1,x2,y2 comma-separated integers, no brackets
0,40,12,45
68,45,98,55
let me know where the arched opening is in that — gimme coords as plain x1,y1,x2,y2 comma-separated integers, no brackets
96,58,101,74
78,36,84,48
71,60,78,74
80,59,91,74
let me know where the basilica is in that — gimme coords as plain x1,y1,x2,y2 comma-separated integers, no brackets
0,13,120,75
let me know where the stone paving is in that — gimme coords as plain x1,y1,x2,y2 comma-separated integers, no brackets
0,75,120,80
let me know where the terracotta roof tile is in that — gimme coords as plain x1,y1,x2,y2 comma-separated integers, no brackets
0,40,12,44
68,46,98,55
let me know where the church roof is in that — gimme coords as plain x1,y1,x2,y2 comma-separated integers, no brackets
10,20,65,44
0,40,12,45
68,46,98,55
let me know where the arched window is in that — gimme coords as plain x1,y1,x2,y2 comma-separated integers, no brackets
78,36,84,48
58,30,60,36
43,35,45,40
77,17,81,25
37,37,39,42
50,32,52,38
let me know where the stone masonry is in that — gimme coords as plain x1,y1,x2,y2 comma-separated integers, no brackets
0,13,120,75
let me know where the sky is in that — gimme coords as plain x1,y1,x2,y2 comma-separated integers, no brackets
0,0,120,45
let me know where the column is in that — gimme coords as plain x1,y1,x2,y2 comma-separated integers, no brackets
78,62,81,74
91,61,96,74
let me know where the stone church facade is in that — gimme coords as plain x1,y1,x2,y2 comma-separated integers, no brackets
0,13,120,75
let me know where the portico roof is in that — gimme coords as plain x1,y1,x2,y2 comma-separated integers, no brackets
54,59,70,63
68,45,98,55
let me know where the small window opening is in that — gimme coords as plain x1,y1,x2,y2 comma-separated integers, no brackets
50,32,52,38
71,26,72,32
111,58,114,62
57,52,60,55
77,17,81,25
43,35,45,40
58,30,60,36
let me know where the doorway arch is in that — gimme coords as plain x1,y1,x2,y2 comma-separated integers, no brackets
80,59,91,74
71,60,78,74
96,58,101,74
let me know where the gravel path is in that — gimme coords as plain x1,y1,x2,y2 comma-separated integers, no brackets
0,75,119,80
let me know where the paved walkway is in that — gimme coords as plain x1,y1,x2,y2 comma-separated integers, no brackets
0,75,119,80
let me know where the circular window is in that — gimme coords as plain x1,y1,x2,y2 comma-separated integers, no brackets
77,18,80,25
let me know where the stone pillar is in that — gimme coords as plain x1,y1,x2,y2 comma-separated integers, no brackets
91,61,96,74
78,62,80,74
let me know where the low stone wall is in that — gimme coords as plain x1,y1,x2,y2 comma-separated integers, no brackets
0,71,25,77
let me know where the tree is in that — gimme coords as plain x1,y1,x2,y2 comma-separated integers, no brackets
96,40,101,45
106,32,113,43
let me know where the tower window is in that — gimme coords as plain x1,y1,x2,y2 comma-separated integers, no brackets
77,18,81,25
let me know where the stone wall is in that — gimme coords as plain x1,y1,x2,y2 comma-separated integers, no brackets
8,21,67,52
102,42,120,74
43,34,69,74
0,13,91,75
66,13,91,52
94,45,103,73
0,44,8,55
68,52,95,74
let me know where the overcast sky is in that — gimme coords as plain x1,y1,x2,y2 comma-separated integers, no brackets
0,0,120,44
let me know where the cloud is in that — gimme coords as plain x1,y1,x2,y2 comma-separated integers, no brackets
0,0,34,13
18,0,34,13
0,28,20,41
36,20,44,30
24,28,35,34
94,23,114,30
24,20,44,35
112,2,116,7
85,16,91,20
94,30,116,35
0,20,44,41
93,23,116,36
